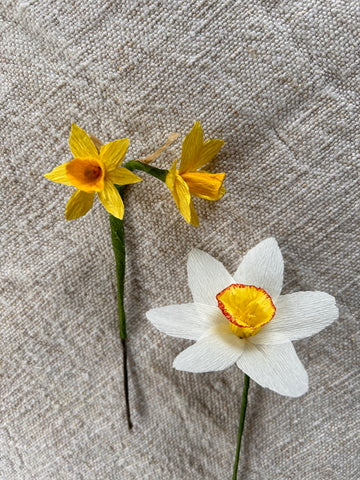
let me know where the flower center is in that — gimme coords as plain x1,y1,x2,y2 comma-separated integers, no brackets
66,157,105,193
216,284,276,338
85,165,102,180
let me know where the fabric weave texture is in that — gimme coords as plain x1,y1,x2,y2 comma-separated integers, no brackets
1,1,359,479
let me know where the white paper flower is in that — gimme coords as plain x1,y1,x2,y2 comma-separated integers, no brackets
146,238,338,397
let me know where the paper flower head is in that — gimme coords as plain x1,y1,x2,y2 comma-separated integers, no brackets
147,238,338,397
165,121,225,226
44,123,142,220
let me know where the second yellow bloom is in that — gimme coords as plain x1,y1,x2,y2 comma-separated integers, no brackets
165,121,225,226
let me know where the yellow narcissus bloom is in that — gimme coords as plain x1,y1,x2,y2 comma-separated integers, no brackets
44,123,142,220
165,121,225,226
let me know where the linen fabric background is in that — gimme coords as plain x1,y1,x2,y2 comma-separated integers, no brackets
1,1,359,479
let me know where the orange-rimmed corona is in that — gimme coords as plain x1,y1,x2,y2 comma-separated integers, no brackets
216,284,276,338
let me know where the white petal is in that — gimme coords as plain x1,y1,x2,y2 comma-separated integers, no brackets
187,249,234,306
252,292,339,344
173,327,245,372
236,342,308,397
233,238,284,301
146,303,226,340
247,327,289,345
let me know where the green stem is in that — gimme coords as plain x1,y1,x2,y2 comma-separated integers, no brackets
109,162,168,429
232,374,250,480
124,160,168,182
109,185,132,429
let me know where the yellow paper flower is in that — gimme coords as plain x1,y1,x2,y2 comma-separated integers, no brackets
165,121,225,226
44,124,142,220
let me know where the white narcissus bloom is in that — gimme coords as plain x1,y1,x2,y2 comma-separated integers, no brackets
146,238,338,397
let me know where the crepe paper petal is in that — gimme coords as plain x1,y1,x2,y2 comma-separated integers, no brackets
233,238,284,302
245,322,288,345
107,167,142,186
174,176,192,223
179,121,203,174
187,249,234,306
181,171,226,201
65,190,95,220
254,291,338,344
167,168,195,225
100,139,130,171
236,342,308,397
165,159,177,190
69,123,99,159
44,163,72,186
191,139,225,171
173,328,245,372
165,159,194,224
146,303,226,340
188,197,199,227
179,122,224,173
98,180,125,219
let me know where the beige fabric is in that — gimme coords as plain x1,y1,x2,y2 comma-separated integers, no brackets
1,1,359,478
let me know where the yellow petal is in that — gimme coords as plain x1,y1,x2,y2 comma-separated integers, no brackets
166,161,199,226
65,190,95,220
165,159,178,192
65,157,105,193
171,176,196,225
218,186,226,197
44,162,72,186
188,197,199,227
100,139,129,171
97,180,124,219
69,123,99,159
179,121,203,174
181,171,226,201
190,139,224,171
173,176,193,224
107,167,142,186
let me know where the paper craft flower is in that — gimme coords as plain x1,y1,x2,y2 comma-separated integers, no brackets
147,238,338,397
44,123,142,220
165,121,225,226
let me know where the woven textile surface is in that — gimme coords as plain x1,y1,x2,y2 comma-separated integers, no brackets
1,1,359,479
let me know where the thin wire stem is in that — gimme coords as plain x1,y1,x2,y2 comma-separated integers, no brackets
121,339,132,429
232,374,250,480
110,186,132,430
